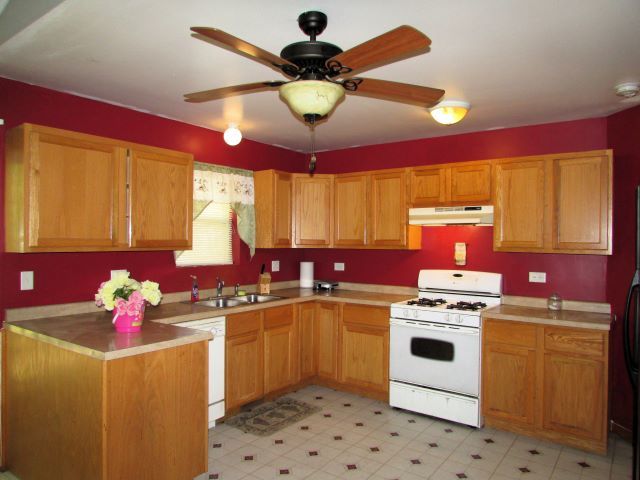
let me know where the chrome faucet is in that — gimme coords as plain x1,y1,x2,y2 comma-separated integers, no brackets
235,283,240,296
216,277,224,297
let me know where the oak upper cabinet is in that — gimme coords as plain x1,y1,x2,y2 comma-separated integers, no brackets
493,150,612,254
293,174,333,247
315,302,340,381
483,318,609,454
340,304,389,396
225,311,264,410
551,153,612,253
263,305,298,394
4,123,193,252
369,170,416,247
333,173,368,247
482,320,537,426
254,170,293,248
298,303,317,380
493,158,546,250
409,161,492,207
5,124,125,252
129,147,192,249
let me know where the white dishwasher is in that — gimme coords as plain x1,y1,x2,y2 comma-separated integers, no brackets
175,316,225,428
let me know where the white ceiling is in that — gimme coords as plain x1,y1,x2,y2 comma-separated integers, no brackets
1,0,639,152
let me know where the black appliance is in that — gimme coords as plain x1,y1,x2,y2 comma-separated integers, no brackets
624,185,640,480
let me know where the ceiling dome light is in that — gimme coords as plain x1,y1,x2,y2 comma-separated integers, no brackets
279,80,345,123
615,82,640,98
429,100,471,125
223,126,242,146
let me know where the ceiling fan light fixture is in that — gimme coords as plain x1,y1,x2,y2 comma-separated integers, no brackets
223,125,243,146
429,100,470,125
279,80,345,120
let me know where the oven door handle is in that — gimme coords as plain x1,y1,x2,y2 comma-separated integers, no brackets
390,318,479,335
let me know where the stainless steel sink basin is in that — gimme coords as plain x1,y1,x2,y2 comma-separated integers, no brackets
229,294,284,304
194,298,245,308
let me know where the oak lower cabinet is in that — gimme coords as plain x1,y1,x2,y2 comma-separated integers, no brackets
409,161,492,207
254,170,293,248
4,329,207,480
315,302,340,381
5,123,193,252
293,174,333,247
483,318,609,453
263,305,298,394
298,302,317,380
493,150,612,254
340,304,389,397
226,311,264,410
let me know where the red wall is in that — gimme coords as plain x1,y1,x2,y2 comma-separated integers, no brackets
0,77,306,317
606,104,640,433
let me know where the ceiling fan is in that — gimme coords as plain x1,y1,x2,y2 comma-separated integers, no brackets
184,11,445,125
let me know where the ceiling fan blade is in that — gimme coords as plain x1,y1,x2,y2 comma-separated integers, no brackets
348,78,444,107
328,26,431,77
184,81,285,103
191,27,297,76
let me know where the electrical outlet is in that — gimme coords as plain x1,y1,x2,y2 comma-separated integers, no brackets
271,260,280,272
110,269,129,279
334,262,345,271
20,271,34,291
529,272,547,283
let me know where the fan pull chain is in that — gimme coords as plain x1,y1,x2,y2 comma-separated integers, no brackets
309,125,317,174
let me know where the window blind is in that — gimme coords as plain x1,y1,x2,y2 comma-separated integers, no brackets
175,202,232,266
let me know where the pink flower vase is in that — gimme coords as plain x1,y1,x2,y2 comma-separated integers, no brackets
112,292,146,333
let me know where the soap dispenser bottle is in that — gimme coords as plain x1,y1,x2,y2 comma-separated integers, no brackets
190,275,199,303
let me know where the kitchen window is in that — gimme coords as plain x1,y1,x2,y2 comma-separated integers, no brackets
175,201,233,266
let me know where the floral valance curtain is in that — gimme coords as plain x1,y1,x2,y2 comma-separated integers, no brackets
192,162,256,256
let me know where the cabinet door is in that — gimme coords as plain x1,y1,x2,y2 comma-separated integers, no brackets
552,154,611,252
299,303,317,380
494,159,546,250
226,312,263,410
334,174,368,247
542,354,605,441
264,306,297,394
294,175,333,247
450,162,492,204
273,172,293,247
340,305,389,394
24,128,124,250
482,343,536,426
409,166,448,207
369,171,407,246
129,148,193,249
315,303,340,381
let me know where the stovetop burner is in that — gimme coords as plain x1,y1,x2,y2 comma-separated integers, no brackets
407,298,447,307
446,301,488,312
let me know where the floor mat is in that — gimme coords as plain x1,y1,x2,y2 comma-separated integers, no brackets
224,397,321,436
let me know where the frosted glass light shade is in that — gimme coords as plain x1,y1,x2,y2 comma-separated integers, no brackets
279,80,345,118
223,126,242,146
429,100,470,125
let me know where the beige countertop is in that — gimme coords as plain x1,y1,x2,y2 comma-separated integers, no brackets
483,304,612,331
6,288,413,359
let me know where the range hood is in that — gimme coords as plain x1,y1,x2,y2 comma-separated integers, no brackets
409,206,494,226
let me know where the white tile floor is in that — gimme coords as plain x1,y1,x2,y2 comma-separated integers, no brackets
207,386,633,480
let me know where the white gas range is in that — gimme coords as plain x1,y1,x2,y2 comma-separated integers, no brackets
389,269,502,427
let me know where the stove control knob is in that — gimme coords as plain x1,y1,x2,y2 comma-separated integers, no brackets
412,310,419,319
403,309,409,317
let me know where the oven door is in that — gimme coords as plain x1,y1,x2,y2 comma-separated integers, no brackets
390,318,480,396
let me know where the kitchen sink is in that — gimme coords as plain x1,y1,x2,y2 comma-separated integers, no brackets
194,298,245,308
230,294,284,304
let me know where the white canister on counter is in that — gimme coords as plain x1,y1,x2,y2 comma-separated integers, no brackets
300,262,314,288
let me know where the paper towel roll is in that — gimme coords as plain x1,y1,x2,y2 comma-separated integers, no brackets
300,262,314,288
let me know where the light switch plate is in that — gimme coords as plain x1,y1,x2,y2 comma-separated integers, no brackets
20,271,34,291
110,269,129,279
271,260,280,272
529,272,547,283
334,262,345,271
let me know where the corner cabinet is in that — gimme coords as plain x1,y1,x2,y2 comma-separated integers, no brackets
483,318,609,454
493,150,612,254
4,123,193,252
